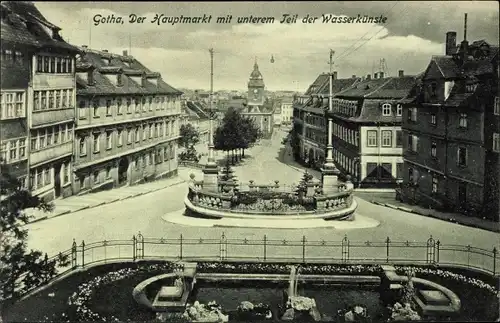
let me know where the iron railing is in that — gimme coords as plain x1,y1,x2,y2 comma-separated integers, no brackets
18,234,499,297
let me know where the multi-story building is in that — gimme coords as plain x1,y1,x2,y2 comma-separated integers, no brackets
292,72,359,169
241,60,274,138
2,1,80,201
73,47,182,194
273,99,282,126
280,96,294,124
184,100,210,143
401,28,499,219
326,71,418,188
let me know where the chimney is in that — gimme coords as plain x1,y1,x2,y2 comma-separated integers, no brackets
379,72,384,79
445,31,457,55
398,70,404,78
459,13,469,64
352,75,356,79
102,49,108,53
81,45,88,49
366,74,371,80
123,50,128,57
333,71,338,80
141,74,147,87
374,73,378,79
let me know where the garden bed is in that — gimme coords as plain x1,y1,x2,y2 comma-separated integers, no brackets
2,261,498,323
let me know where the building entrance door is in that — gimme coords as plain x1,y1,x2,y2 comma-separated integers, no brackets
118,158,129,185
53,163,61,198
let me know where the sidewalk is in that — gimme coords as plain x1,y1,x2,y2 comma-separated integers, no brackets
355,192,500,233
24,175,186,224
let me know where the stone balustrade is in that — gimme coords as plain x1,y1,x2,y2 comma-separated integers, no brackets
187,176,355,216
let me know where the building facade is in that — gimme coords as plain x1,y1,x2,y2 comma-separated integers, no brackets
401,31,499,219
241,60,273,138
73,47,182,194
280,96,294,124
273,99,282,126
293,72,359,169
327,71,418,188
184,100,210,143
1,1,80,201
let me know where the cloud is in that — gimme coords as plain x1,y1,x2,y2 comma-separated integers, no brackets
34,2,497,91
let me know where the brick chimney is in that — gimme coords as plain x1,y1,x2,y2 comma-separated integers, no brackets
445,31,457,55
379,72,384,79
366,74,371,80
333,71,338,80
459,13,469,64
141,73,147,87
352,75,356,79
398,70,404,78
123,50,128,57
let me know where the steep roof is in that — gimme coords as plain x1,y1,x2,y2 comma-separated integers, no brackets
1,1,79,52
304,73,329,95
75,48,182,96
336,75,417,99
186,100,209,120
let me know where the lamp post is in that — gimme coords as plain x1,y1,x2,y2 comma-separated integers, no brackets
320,49,341,194
202,48,219,192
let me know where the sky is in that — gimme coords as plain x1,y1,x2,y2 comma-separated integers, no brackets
35,1,499,92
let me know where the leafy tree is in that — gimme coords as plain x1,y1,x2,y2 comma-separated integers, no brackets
0,160,69,303
178,124,200,150
295,171,314,198
239,117,262,158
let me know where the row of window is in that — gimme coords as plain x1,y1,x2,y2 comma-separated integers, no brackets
0,92,25,119
30,124,73,151
78,121,177,156
407,134,468,167
305,114,325,128
333,149,358,178
334,124,359,147
382,103,403,117
332,99,358,117
29,163,71,191
36,55,73,74
1,49,23,63
33,89,74,111
304,128,326,145
407,167,439,194
0,138,27,163
366,130,403,148
79,96,179,119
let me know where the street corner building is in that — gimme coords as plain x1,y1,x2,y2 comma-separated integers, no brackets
73,47,183,195
400,29,499,219
1,1,80,201
241,59,274,138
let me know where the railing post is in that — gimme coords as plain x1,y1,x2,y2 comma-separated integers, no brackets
71,239,77,269
493,247,497,276
385,237,390,263
81,240,85,268
132,235,136,261
141,234,145,259
436,240,440,264
302,236,306,264
180,234,183,260
467,245,471,267
263,235,267,262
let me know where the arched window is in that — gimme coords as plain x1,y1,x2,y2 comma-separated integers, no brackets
382,103,392,116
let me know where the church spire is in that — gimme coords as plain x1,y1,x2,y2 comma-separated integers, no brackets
254,56,259,71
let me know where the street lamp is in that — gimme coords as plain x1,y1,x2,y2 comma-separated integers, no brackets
202,48,219,192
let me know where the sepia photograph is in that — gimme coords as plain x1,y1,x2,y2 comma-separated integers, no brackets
0,0,499,322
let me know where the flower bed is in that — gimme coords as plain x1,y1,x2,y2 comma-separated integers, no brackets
196,263,383,276
394,266,499,322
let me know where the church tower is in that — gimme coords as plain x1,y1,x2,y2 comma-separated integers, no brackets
247,58,265,112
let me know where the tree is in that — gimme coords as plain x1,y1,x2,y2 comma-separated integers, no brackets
0,160,69,303
239,117,262,158
295,171,314,198
178,124,200,150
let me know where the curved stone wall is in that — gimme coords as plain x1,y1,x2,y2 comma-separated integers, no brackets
132,273,179,309
184,196,357,220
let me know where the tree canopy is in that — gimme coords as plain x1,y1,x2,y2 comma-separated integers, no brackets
0,160,68,301
178,123,200,149
214,107,262,152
